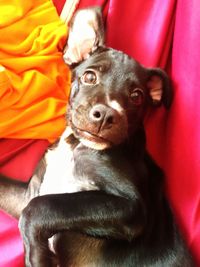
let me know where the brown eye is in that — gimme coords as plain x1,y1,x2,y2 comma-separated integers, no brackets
81,70,97,85
130,88,144,105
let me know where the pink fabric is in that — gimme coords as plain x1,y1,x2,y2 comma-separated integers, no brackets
0,0,200,266
0,212,24,267
166,0,200,263
0,139,49,181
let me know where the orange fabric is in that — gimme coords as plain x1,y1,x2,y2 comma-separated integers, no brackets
0,0,71,142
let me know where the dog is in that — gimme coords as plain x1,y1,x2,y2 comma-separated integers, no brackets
0,7,193,267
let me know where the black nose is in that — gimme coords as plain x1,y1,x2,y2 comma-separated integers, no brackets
89,104,115,127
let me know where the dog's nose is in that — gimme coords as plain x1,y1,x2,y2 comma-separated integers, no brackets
89,104,115,127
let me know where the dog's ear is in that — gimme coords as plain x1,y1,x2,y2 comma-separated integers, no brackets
147,68,173,109
63,7,104,65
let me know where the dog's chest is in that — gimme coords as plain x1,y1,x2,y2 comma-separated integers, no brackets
39,130,98,196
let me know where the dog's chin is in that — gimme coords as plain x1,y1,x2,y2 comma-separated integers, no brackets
80,139,111,150
74,128,112,150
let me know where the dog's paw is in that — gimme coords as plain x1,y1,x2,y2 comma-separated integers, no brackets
19,201,55,267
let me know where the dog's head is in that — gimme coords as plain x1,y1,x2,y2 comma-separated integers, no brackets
63,8,173,150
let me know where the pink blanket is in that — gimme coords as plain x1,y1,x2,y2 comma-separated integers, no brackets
1,0,200,266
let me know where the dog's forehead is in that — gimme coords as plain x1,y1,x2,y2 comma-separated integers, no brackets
75,48,145,81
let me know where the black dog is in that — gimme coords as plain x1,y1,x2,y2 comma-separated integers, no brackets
0,8,193,267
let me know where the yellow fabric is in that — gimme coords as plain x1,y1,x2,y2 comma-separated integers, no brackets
0,0,70,142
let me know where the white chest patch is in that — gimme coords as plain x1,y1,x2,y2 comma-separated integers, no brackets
39,128,98,196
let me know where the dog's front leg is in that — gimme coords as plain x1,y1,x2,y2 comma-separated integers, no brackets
19,190,146,267
0,174,41,218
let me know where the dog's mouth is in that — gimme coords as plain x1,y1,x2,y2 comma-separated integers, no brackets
72,126,112,150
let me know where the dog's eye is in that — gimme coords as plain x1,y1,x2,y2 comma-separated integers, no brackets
130,88,144,105
81,70,97,85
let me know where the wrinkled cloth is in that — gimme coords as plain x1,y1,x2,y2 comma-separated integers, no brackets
1,0,200,266
0,0,70,142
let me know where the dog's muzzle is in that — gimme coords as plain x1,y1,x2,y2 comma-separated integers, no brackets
69,103,128,150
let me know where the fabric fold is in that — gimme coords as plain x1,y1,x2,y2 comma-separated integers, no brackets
0,0,70,142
